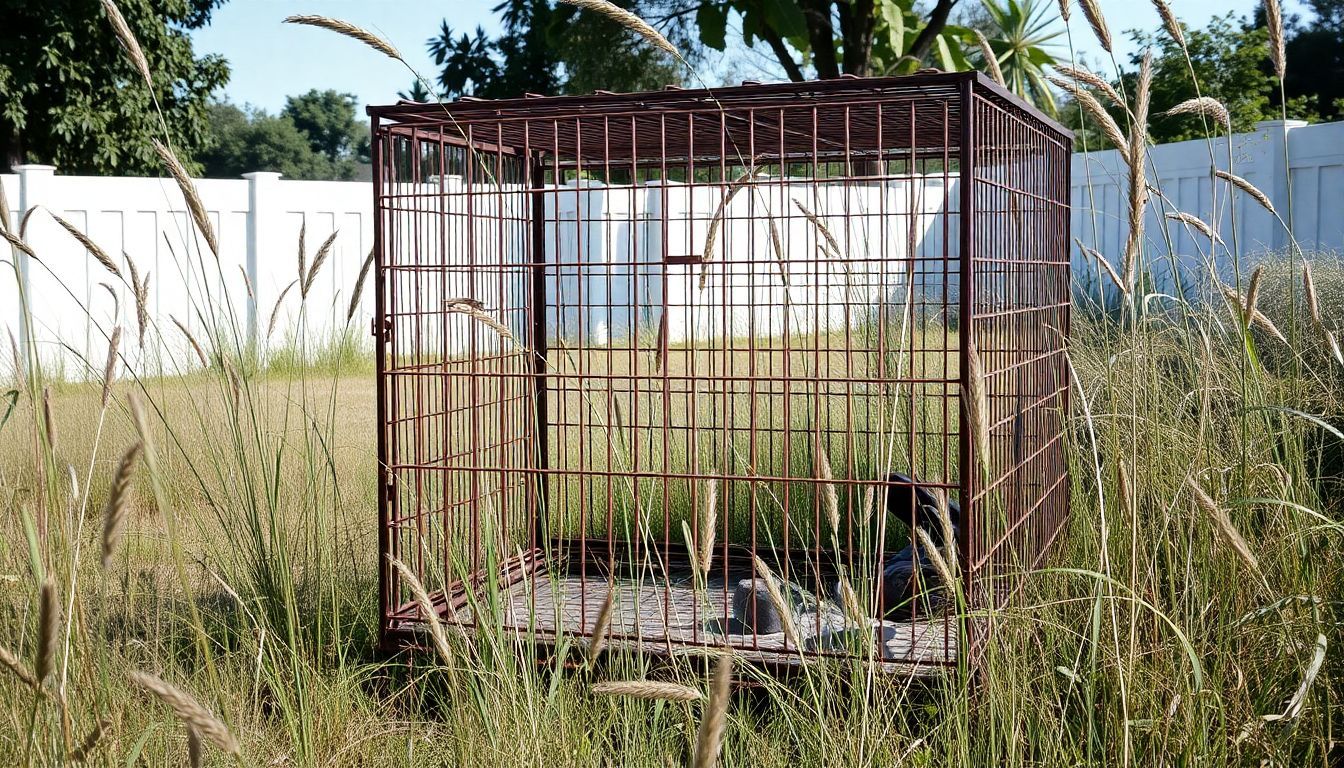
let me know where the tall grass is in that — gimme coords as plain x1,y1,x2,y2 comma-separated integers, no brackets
0,1,1340,766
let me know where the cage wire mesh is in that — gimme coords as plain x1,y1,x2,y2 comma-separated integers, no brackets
370,72,1071,673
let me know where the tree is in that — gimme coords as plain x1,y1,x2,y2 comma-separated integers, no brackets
1064,14,1320,150
1280,0,1344,121
428,0,684,100
197,91,371,180
657,0,968,81
0,0,229,174
974,0,1062,113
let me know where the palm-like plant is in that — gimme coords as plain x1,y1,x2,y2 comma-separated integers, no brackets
977,0,1063,113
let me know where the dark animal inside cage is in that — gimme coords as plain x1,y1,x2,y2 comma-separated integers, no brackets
369,72,1071,675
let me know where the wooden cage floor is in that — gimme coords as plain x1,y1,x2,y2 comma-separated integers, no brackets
445,564,956,673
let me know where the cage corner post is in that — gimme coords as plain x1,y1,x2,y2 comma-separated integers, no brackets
528,151,551,558
956,74,979,673
370,113,396,651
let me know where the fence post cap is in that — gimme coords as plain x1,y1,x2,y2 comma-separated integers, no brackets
241,171,284,181
13,164,56,174
1254,119,1308,131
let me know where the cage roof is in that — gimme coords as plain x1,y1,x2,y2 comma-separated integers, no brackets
367,71,1069,165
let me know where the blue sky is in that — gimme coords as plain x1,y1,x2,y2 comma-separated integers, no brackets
191,0,1304,116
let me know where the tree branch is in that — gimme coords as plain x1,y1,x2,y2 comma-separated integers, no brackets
757,25,807,82
906,0,959,65
800,0,840,79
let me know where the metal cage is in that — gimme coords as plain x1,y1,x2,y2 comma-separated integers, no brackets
369,72,1071,673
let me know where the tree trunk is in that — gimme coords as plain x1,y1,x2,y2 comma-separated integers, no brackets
1,125,24,174
905,0,959,65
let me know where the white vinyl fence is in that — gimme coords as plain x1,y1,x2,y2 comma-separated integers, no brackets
4,117,1343,378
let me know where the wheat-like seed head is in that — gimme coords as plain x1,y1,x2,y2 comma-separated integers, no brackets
1078,0,1112,52
913,527,956,595
302,230,339,299
1263,0,1285,79
50,213,121,278
388,557,455,667
1118,461,1135,519
1123,51,1153,292
587,582,617,663
347,247,376,322
1077,241,1129,296
151,140,218,258
973,30,1005,86
1053,64,1125,110
1151,0,1186,49
0,226,37,259
1048,76,1130,161
0,644,37,689
69,716,111,762
557,0,680,57
445,300,522,350
692,653,733,768
124,253,150,348
296,221,307,289
1186,476,1262,577
1164,97,1231,131
750,556,801,649
36,577,59,684
817,448,841,538
835,573,868,629
284,15,403,60
1217,282,1288,343
1165,211,1223,245
102,442,142,569
1245,265,1265,327
1056,0,1071,22
792,199,843,259
100,0,153,88
1303,261,1321,324
700,165,764,290
697,477,719,577
963,342,991,478
170,315,209,368
102,326,122,408
592,680,704,701
268,280,298,340
1215,171,1276,215
237,265,253,301
187,725,204,768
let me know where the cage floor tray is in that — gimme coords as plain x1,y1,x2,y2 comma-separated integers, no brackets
430,544,956,674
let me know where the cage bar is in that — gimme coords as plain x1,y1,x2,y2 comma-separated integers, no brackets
369,72,1071,674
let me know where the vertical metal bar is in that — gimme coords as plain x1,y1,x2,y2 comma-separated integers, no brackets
531,152,551,550
372,115,392,648
957,75,977,666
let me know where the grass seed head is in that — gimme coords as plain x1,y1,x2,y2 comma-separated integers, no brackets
129,671,240,754
692,653,733,768
592,680,704,701
102,442,142,569
152,140,218,259
284,15,403,60
557,0,680,57
102,326,122,408
36,577,60,684
0,644,38,689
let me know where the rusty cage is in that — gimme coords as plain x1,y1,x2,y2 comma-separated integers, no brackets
369,72,1071,673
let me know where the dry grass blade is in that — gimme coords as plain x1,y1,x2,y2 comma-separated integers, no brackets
1152,0,1185,49
129,671,240,753
1275,633,1327,720
268,280,298,339
1165,211,1223,245
973,30,1005,86
37,577,59,684
750,556,801,649
1117,461,1135,519
346,246,376,321
284,15,403,60
445,300,522,350
1054,64,1124,110
0,644,38,689
100,0,153,87
1264,0,1285,79
557,0,679,57
1187,476,1262,576
1079,0,1112,52
692,653,732,768
69,716,110,762
700,165,764,289
102,326,122,407
964,341,991,478
1048,76,1129,161
50,213,121,278
388,557,455,667
587,583,617,663
1215,171,1276,215
1218,282,1288,343
592,680,703,701
1077,240,1129,295
169,315,209,368
302,230,339,298
42,386,57,451
152,140,218,258
697,477,719,577
101,442,142,569
1164,97,1231,131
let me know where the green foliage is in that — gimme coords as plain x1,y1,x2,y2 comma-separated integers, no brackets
197,90,370,180
1282,0,1344,122
0,0,229,174
974,0,1062,113
429,0,683,100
